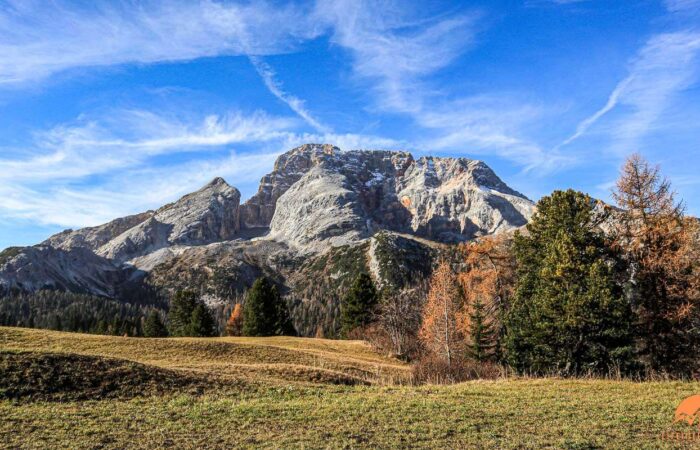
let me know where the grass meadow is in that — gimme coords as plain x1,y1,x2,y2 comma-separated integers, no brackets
1,327,698,449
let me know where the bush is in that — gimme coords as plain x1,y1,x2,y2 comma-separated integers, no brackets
410,354,504,385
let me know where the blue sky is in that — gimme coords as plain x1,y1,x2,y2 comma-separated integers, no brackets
1,0,699,250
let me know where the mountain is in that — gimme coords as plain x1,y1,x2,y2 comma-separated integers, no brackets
0,144,535,335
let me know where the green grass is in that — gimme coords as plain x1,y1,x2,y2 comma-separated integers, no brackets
1,327,698,449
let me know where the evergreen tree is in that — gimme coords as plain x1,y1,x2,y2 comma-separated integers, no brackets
340,273,379,337
144,310,168,337
275,297,296,336
457,236,514,363
168,290,198,337
505,189,634,376
243,277,293,336
190,303,217,337
465,296,495,362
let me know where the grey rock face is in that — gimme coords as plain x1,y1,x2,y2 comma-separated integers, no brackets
0,245,123,297
269,166,370,252
395,157,534,242
97,177,241,263
41,212,153,251
266,145,534,251
240,144,339,228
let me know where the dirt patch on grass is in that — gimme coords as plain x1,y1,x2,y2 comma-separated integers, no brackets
0,351,235,402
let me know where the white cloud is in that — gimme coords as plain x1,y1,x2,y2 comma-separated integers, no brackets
557,31,700,152
0,151,281,228
0,106,403,228
0,0,320,85
0,110,296,182
249,56,331,133
312,1,566,172
315,0,477,114
0,0,568,174
664,0,700,12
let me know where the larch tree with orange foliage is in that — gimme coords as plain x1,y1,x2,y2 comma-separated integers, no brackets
419,260,463,367
613,154,700,374
457,235,515,362
225,303,244,336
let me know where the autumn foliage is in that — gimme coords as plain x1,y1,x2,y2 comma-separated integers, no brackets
457,235,515,362
225,303,243,337
419,260,464,367
613,153,700,374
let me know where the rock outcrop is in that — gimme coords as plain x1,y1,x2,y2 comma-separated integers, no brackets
98,177,241,264
240,144,338,228
0,245,123,297
266,145,533,251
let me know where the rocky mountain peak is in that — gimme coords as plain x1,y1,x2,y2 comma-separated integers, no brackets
1,143,536,297
97,179,241,264
204,176,230,188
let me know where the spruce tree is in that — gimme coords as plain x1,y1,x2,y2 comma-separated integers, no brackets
168,290,198,337
190,303,217,337
144,310,168,337
466,296,495,362
243,277,293,336
505,189,633,376
341,273,379,337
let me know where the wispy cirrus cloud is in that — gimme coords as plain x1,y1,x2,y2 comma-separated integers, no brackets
664,0,700,12
0,106,402,228
0,0,565,173
314,0,565,171
249,56,331,133
0,110,296,182
557,31,700,152
0,0,320,85
315,0,478,114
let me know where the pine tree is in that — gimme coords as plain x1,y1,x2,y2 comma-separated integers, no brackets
143,310,168,337
190,303,217,337
464,296,495,362
243,277,293,336
613,154,700,375
225,303,244,336
419,260,463,367
505,189,634,376
340,273,378,337
168,290,198,337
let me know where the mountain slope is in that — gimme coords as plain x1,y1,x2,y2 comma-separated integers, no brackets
0,144,535,334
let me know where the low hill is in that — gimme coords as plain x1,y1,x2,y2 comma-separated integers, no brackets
0,327,408,388
1,326,699,448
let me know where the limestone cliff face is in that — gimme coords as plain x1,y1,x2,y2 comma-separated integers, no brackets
240,144,338,228
97,177,241,264
0,245,124,297
266,145,534,252
395,157,534,242
41,212,153,252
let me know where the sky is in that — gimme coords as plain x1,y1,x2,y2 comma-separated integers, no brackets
1,0,699,250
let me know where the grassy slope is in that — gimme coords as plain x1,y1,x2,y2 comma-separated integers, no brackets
1,327,698,449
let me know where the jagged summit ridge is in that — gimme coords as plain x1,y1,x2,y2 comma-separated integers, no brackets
265,145,533,251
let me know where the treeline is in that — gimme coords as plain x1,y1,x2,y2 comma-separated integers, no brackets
0,277,296,339
0,290,164,336
349,154,700,380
